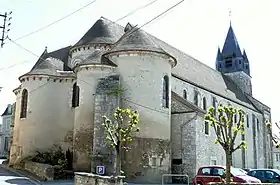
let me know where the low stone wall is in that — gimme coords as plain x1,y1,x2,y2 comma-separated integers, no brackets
24,161,54,180
75,172,125,185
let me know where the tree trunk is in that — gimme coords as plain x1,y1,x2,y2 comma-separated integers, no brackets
225,150,232,183
116,144,121,176
116,153,121,176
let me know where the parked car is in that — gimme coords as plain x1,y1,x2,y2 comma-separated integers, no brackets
243,168,251,173
238,168,248,174
192,165,261,185
247,169,280,183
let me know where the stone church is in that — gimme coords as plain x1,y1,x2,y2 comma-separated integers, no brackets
9,17,273,183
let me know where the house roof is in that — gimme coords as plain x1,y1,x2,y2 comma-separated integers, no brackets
1,104,12,116
75,17,124,46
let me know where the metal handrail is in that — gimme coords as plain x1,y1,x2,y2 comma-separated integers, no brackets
162,174,189,185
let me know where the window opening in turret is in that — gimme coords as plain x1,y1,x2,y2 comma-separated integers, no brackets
20,89,28,118
162,75,169,108
183,89,187,99
72,83,80,108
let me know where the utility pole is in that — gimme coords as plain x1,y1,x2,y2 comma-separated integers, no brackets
0,11,12,48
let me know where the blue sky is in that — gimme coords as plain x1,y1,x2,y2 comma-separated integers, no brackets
0,0,279,126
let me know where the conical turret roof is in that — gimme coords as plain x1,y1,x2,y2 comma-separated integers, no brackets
108,24,167,54
75,17,124,46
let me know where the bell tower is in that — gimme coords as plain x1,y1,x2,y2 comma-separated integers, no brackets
215,23,252,96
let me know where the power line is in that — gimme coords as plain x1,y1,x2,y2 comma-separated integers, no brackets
0,0,161,72
10,0,97,42
9,0,160,43
7,0,184,73
9,0,185,114
114,0,158,23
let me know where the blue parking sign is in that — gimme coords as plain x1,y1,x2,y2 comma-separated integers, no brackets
96,166,105,175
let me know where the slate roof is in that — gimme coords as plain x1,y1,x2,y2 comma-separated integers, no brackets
78,18,266,111
25,17,267,112
75,17,124,46
1,104,12,116
24,46,72,77
148,35,258,111
221,24,243,57
107,24,168,54
216,47,222,61
78,49,117,67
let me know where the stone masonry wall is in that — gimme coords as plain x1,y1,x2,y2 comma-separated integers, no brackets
171,75,266,170
25,161,54,180
74,172,125,185
171,112,198,181
92,75,120,175
122,137,170,183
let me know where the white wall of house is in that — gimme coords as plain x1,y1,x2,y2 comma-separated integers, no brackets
0,112,12,158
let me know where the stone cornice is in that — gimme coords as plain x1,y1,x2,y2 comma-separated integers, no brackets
74,63,116,73
19,74,76,84
103,49,177,68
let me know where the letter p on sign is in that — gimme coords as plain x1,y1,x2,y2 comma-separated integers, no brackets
96,166,105,175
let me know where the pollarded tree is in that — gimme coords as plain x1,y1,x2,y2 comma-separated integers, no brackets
204,105,246,183
102,107,140,176
266,121,280,148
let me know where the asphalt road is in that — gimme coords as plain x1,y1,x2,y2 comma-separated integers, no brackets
0,166,38,184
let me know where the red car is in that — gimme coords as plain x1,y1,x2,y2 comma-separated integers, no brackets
192,165,261,185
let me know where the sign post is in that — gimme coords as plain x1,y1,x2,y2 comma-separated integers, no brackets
96,166,105,175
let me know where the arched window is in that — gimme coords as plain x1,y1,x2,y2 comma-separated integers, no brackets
20,89,28,118
194,90,199,106
246,114,249,128
183,89,187,99
212,97,217,115
202,97,207,110
72,83,80,108
205,121,209,135
162,75,169,108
